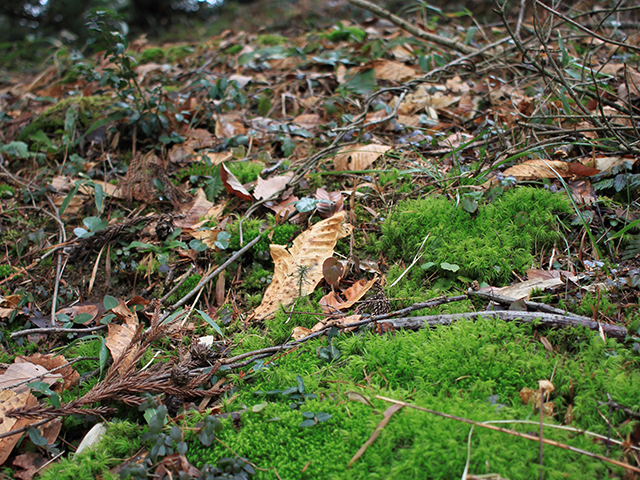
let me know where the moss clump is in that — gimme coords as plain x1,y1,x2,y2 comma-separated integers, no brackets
227,161,263,184
0,265,12,278
138,45,193,64
378,187,570,285
256,34,288,46
185,318,636,480
167,273,202,304
39,420,141,480
139,47,165,64
16,95,117,142
228,219,300,261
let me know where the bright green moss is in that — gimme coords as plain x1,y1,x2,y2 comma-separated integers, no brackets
186,318,636,480
139,47,165,64
377,187,570,285
256,34,288,46
40,420,141,480
228,161,263,184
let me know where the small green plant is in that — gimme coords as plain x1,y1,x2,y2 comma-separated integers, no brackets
0,265,12,278
76,11,187,142
299,410,333,427
253,374,317,410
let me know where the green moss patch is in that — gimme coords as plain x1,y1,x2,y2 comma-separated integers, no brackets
39,420,141,480
184,317,637,479
377,187,570,285
17,95,116,143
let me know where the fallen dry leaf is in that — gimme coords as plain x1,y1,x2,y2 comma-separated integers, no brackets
0,362,62,394
372,59,416,83
106,299,140,373
265,195,299,218
333,144,391,171
16,354,79,390
220,164,254,201
12,451,48,480
251,211,351,321
0,389,39,465
254,173,294,200
318,278,376,314
174,188,222,231
215,113,246,138
502,159,600,181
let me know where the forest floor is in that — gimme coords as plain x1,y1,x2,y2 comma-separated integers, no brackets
0,1,640,479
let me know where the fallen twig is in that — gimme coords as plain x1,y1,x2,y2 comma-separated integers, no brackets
10,325,107,339
469,289,591,318
380,311,627,339
162,235,262,320
348,403,404,467
348,0,476,55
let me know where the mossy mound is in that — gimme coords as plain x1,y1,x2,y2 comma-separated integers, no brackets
17,95,116,142
377,187,571,285
184,318,637,479
38,318,638,480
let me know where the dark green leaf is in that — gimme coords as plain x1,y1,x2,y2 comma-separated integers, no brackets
104,295,119,310
28,428,48,446
196,309,224,337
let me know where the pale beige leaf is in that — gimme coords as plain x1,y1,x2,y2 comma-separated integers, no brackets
251,211,350,321
16,354,79,390
292,327,311,341
372,59,416,83
580,155,638,172
174,188,221,231
539,380,555,392
204,151,233,165
0,362,62,394
215,113,246,138
334,144,391,171
292,114,321,130
0,389,38,465
501,159,590,180
106,323,138,373
220,164,254,201
254,173,294,200
228,74,253,88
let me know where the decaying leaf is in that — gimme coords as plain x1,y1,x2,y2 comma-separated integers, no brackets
0,362,62,394
220,164,253,201
214,113,246,138
333,144,391,171
0,389,39,465
501,159,600,181
16,354,79,390
372,59,417,83
253,173,294,200
519,382,555,417
318,278,377,314
174,188,223,231
322,257,343,286
251,211,351,321
106,299,140,373
12,451,48,480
